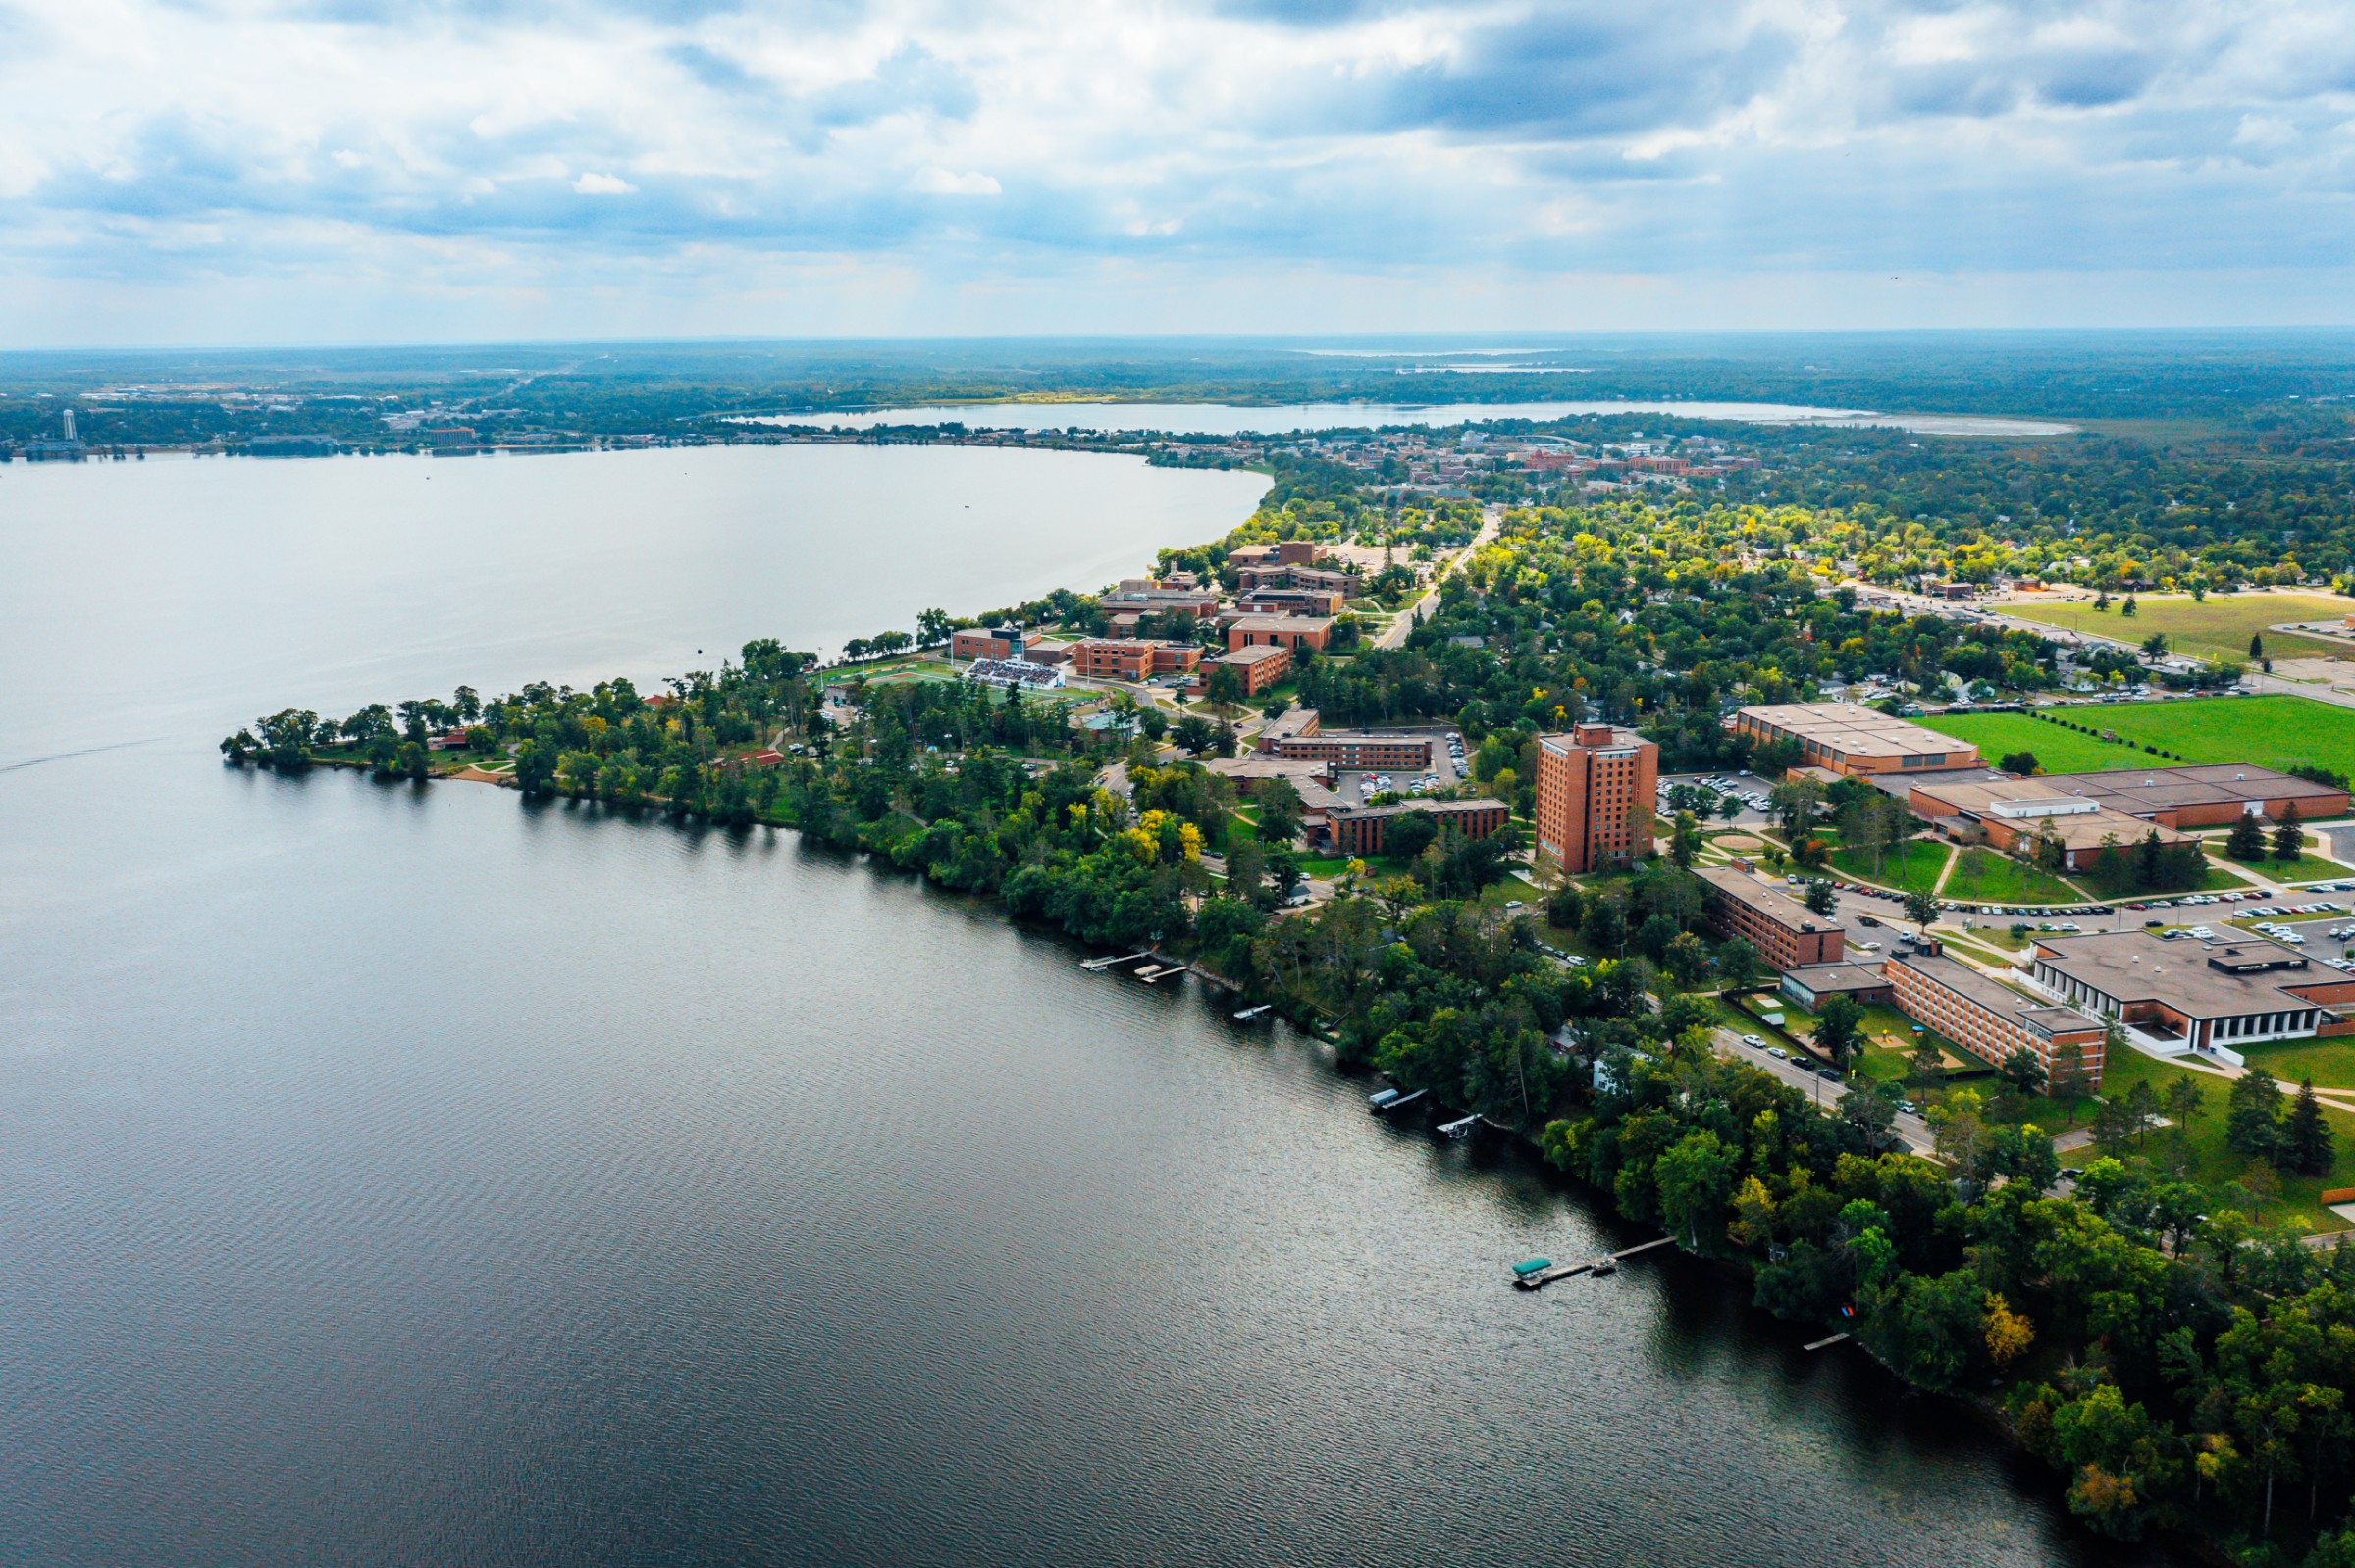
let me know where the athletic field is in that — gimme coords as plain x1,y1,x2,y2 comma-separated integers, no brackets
1915,695,2355,782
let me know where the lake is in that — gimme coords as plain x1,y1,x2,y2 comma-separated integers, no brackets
747,400,2077,438
0,445,2136,1566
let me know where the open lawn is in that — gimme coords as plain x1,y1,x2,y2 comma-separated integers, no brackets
1828,837,1951,893
1918,696,2355,783
2091,1047,2355,1232
2204,842,2355,884
1943,846,2082,905
1998,591,2355,664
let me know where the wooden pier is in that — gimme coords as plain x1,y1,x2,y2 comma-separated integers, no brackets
1511,1236,1676,1289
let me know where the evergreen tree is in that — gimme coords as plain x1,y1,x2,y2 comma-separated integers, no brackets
2272,800,2304,862
2281,1076,2334,1176
2224,1065,2285,1161
2226,810,2269,862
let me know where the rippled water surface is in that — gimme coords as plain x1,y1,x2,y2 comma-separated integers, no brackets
2,446,2136,1566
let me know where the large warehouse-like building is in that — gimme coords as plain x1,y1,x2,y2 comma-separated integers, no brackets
1731,702,1982,777
2023,929,2355,1054
2031,765,2350,828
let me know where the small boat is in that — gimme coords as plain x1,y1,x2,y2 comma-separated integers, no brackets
1512,1257,1553,1279
1589,1255,1618,1278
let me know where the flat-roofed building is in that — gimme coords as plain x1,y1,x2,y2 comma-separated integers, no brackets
951,625,1031,661
1235,587,1347,617
1326,797,1510,856
1695,865,1844,970
2032,765,2350,828
1236,562,1355,597
1884,947,2108,1084
1067,639,1203,682
1907,777,2196,869
1103,580,1222,620
1204,755,1345,817
1779,962,1894,1010
1253,706,1321,752
1205,642,1291,696
1730,702,1981,777
1228,615,1334,653
2024,929,2355,1054
1273,731,1434,771
1534,724,1658,873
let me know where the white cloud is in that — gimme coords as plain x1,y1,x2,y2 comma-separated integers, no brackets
0,0,2353,340
910,167,1001,195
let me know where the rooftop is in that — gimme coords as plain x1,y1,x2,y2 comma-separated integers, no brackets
1781,961,1889,995
1330,795,1507,822
1695,864,1828,931
1910,777,2194,851
1892,951,2102,1037
2037,764,2349,817
2032,929,2344,1019
1216,643,1293,665
1735,701,1977,761
1229,614,1335,634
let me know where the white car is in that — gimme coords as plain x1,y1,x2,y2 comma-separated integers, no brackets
1741,1033,1765,1047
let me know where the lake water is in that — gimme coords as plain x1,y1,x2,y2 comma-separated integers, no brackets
1,445,2136,1566
748,400,2077,438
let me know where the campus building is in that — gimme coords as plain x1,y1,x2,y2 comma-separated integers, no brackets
1883,947,2108,1086
2023,929,2355,1055
1324,797,1511,856
1066,639,1203,681
1228,615,1334,653
1235,562,1355,597
1695,865,1845,970
1205,643,1291,696
1779,962,1894,1010
1227,541,1325,570
1730,702,1982,777
1235,587,1347,617
951,626,1034,662
1906,777,2197,870
2031,765,2350,829
1533,724,1659,873
1272,731,1434,771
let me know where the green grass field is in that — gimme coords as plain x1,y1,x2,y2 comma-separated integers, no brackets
1999,591,2355,663
1943,846,2082,905
2205,842,2354,884
1827,837,1951,892
2092,1047,2355,1232
1918,696,2355,784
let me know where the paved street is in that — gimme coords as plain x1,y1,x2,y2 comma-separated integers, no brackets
1711,1027,1935,1155
1374,504,1500,651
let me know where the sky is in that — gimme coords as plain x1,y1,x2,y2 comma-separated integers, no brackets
3,0,2355,344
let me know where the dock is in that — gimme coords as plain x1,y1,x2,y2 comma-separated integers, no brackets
1803,1333,1852,1352
1510,1235,1677,1289
1080,951,1150,972
1437,1114,1481,1140
1370,1088,1426,1115
1232,1004,1271,1022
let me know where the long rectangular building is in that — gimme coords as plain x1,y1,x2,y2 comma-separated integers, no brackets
1273,731,1433,770
2033,764,2350,828
1907,777,2196,869
1731,702,1981,777
2025,929,2355,1053
1883,948,2108,1086
1325,797,1510,856
1695,865,1844,970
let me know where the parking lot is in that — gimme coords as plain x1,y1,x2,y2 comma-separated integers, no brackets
1657,770,1776,827
1337,728,1468,807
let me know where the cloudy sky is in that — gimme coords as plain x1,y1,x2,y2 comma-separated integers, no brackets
3,0,2353,343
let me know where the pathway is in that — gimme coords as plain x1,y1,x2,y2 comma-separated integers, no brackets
1374,504,1501,651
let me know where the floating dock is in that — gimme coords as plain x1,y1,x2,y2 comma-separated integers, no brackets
1510,1235,1675,1289
1232,1005,1271,1022
1371,1088,1426,1115
1437,1114,1481,1139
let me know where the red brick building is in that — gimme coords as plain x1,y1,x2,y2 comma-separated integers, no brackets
1534,724,1658,873
1272,731,1433,770
1228,615,1333,653
1205,643,1291,696
1326,797,1510,856
1695,866,1844,971
1066,639,1203,681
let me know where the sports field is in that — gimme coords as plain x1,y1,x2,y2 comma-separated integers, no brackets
1917,695,2355,782
1998,591,2355,663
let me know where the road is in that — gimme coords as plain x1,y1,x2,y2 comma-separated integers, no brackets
1374,504,1501,651
1711,1027,1935,1156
